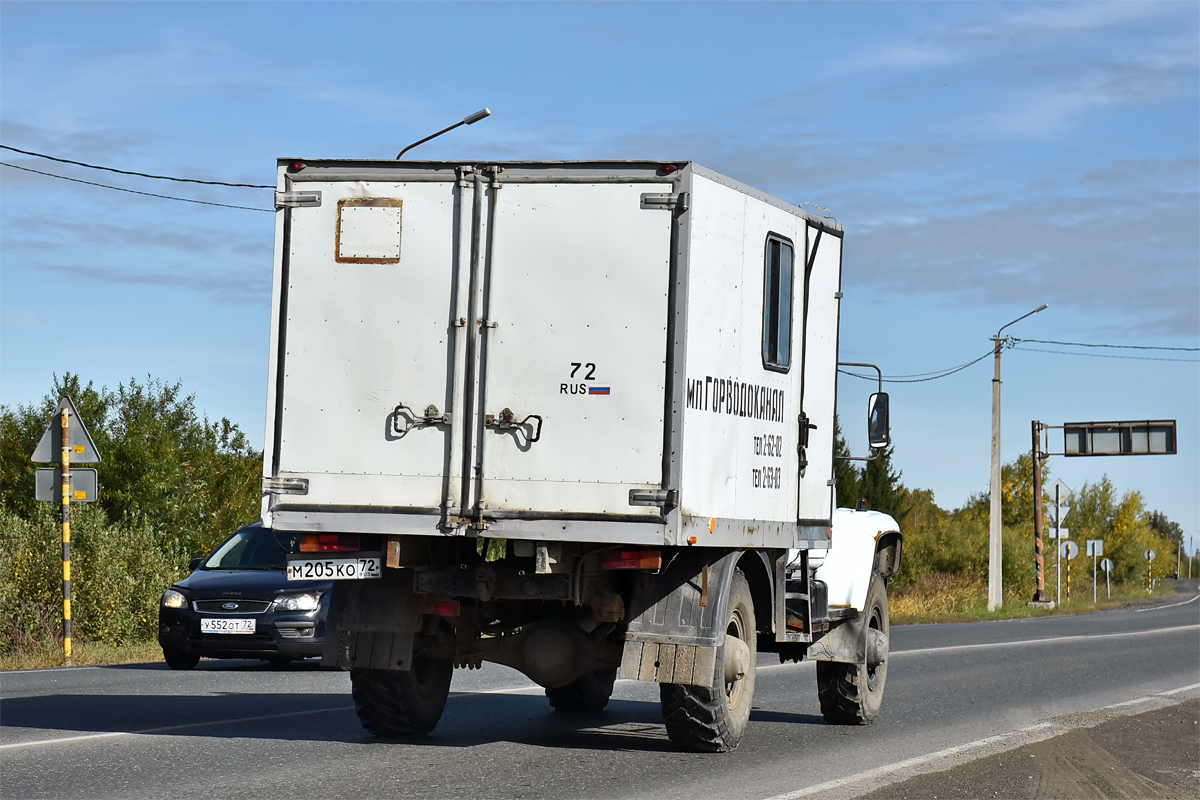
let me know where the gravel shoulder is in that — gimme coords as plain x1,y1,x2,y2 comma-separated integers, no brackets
857,697,1200,800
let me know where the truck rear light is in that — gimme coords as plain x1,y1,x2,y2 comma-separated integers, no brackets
433,599,461,616
299,533,360,553
601,549,662,570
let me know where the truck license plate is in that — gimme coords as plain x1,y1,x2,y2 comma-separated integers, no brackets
201,618,255,634
286,555,382,581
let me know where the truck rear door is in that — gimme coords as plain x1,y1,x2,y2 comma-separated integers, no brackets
469,178,674,519
272,177,466,517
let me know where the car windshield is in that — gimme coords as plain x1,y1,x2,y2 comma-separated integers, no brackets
203,527,300,570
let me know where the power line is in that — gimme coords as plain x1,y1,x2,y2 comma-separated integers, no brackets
0,144,274,189
839,348,994,383
1012,345,1199,364
1,162,273,212
1012,337,1198,352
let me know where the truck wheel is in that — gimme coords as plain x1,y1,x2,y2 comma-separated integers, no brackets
350,654,453,737
546,667,617,712
817,572,889,724
162,647,199,670
660,568,757,752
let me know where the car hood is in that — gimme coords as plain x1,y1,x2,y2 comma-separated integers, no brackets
174,569,329,599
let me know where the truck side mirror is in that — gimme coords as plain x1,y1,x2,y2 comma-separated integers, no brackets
188,557,204,572
868,392,890,449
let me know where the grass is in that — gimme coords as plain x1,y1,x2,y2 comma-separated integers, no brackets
890,574,1191,625
0,638,162,671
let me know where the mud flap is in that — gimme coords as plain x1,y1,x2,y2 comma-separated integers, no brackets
619,550,743,686
321,568,423,671
806,613,866,664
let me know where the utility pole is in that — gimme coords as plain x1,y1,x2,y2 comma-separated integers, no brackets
989,304,1048,610
1029,421,1051,604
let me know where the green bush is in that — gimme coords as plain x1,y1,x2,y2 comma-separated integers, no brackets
0,504,189,652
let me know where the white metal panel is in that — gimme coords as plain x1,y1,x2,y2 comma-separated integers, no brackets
477,182,671,516
679,174,805,536
275,180,460,510
797,227,841,521
814,509,900,610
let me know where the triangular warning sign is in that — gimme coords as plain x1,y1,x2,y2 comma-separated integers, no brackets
31,397,102,464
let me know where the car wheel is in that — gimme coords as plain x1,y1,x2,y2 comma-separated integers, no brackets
659,568,757,752
546,667,617,712
817,572,889,724
163,647,200,670
350,653,454,737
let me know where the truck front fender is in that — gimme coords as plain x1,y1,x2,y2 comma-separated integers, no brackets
814,508,901,611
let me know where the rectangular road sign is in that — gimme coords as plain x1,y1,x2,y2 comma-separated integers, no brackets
1087,539,1104,557
31,397,102,464
1064,420,1176,457
35,468,98,502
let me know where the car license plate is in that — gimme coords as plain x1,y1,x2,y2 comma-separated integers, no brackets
286,554,382,581
201,618,255,634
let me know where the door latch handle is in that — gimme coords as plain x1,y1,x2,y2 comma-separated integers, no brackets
392,403,452,436
484,407,543,444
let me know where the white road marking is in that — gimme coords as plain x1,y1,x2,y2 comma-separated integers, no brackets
760,682,1200,800
0,705,353,751
756,623,1199,670
1132,593,1200,612
889,622,1199,656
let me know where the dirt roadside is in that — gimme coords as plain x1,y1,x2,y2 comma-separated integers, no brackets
857,697,1200,800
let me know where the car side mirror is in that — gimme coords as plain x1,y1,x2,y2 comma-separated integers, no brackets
868,392,890,449
188,557,204,572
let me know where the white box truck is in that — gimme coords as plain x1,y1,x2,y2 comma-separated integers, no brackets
263,159,902,751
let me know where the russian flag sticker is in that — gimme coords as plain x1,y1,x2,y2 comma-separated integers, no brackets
589,386,611,395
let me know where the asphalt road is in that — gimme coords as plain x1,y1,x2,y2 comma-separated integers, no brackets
2,594,1197,800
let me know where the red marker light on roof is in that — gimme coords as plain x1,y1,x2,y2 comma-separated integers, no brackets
660,164,678,174
288,161,306,173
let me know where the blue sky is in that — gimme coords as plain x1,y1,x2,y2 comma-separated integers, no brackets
2,2,1197,544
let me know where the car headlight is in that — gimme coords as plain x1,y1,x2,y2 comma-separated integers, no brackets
274,592,321,611
162,589,187,609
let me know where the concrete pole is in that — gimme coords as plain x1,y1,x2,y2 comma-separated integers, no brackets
989,336,1004,610
987,304,1048,612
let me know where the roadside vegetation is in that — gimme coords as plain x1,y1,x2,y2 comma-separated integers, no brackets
0,378,1189,668
833,420,1190,623
1,373,260,668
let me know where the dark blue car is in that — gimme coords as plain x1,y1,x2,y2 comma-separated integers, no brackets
158,522,330,669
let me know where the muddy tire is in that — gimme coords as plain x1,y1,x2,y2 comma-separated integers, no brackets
546,667,618,712
351,655,453,737
660,568,757,752
817,572,889,724
162,648,199,670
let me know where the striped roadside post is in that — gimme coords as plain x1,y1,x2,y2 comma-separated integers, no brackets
31,397,100,666
61,407,72,666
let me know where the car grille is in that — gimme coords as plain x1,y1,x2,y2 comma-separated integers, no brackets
193,599,272,614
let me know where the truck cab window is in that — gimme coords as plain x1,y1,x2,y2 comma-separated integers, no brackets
762,234,794,371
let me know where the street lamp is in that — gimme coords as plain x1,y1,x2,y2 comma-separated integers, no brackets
988,303,1048,611
396,108,492,159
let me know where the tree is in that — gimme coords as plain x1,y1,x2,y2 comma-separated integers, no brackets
1144,510,1184,548
860,445,907,522
832,415,861,508
0,373,261,557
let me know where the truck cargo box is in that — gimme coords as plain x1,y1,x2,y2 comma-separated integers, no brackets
263,161,844,552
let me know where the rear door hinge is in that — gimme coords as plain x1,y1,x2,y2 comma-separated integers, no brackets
274,191,322,209
640,192,689,211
